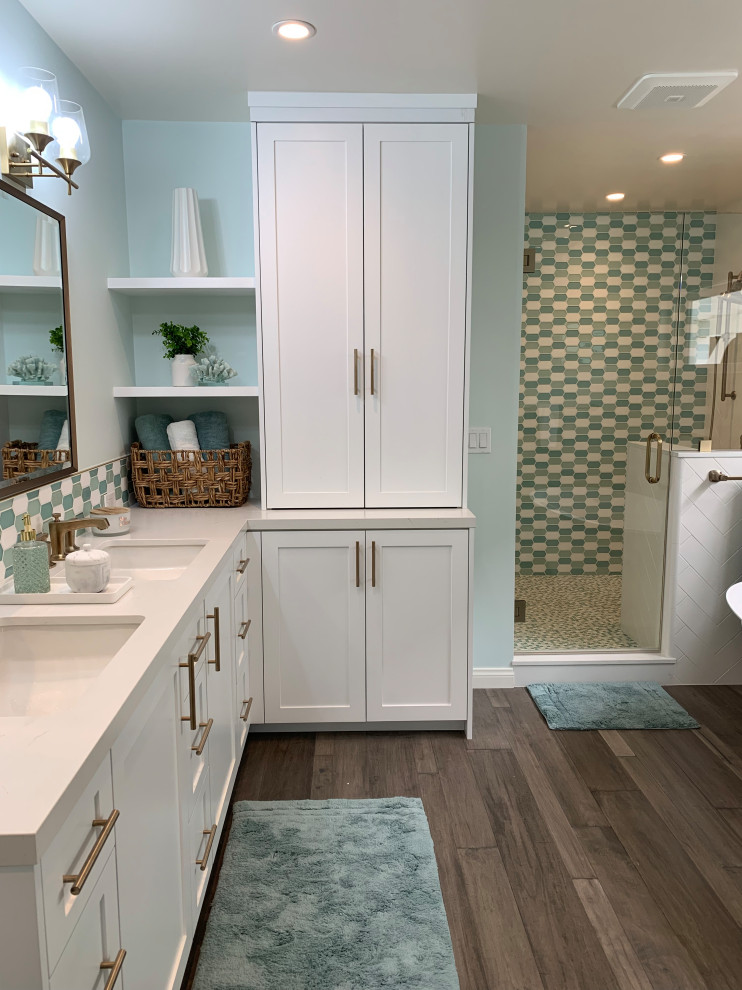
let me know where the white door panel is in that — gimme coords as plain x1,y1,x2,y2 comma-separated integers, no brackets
366,530,468,720
258,123,365,508
364,124,469,508
262,531,365,721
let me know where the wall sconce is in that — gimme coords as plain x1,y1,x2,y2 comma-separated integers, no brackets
0,67,90,195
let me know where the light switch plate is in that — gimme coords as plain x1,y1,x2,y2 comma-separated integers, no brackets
468,428,491,453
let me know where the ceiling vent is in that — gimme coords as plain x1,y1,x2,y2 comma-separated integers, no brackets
617,71,738,110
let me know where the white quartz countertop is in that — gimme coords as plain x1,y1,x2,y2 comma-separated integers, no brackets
0,502,475,865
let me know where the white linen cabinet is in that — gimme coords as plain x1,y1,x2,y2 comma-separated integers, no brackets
255,113,472,510
262,529,469,724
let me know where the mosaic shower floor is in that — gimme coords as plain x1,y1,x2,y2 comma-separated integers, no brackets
514,574,639,652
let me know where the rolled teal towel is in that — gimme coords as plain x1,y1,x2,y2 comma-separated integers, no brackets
135,413,173,450
38,409,66,449
188,411,229,450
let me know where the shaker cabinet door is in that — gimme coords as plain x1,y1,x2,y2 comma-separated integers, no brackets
262,531,366,722
364,124,470,508
365,530,469,720
111,663,188,990
257,122,365,508
205,566,236,829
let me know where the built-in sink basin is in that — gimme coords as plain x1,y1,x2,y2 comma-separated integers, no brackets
96,539,206,581
0,616,142,718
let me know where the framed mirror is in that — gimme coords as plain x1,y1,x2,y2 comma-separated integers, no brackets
0,179,76,496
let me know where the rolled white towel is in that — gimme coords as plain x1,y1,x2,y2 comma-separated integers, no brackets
167,419,200,451
56,419,69,451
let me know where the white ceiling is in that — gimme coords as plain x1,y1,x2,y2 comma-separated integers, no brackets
18,0,742,211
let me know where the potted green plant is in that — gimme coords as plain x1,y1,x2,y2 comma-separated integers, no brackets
49,325,66,384
152,321,210,386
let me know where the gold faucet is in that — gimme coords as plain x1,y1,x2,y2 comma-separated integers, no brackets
48,512,110,562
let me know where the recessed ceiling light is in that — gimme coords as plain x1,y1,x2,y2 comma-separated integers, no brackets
606,192,625,202
272,19,316,40
659,152,685,164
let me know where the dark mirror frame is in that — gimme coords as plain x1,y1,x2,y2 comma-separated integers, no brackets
0,178,78,498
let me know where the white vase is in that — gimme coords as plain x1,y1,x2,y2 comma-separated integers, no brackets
171,353,197,387
58,356,67,385
33,216,61,276
170,187,208,277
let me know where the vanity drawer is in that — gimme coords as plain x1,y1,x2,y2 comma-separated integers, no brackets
41,754,117,974
177,650,210,814
49,848,123,990
232,532,249,594
187,766,215,926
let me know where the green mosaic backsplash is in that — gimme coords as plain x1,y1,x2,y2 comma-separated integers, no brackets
0,457,130,579
518,212,716,576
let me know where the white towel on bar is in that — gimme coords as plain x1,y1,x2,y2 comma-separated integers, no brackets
167,419,200,451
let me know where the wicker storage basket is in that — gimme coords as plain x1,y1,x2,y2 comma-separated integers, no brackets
130,441,251,508
2,443,71,480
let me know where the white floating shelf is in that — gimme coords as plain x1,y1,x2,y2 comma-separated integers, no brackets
0,385,68,396
107,277,256,296
113,386,259,398
0,276,62,294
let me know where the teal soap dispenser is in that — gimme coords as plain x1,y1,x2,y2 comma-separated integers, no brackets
13,513,51,594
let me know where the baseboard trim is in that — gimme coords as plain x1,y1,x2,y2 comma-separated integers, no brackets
473,668,516,689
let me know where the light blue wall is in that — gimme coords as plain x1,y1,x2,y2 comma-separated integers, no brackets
468,125,528,668
122,121,253,277
0,0,131,471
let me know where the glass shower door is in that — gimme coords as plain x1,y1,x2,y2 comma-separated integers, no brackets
515,211,713,654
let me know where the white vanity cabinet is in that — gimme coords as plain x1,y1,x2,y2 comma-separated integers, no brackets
261,528,470,724
365,530,469,720
256,120,472,511
262,531,367,722
111,658,188,990
204,565,236,828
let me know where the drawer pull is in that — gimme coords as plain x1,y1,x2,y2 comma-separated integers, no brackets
63,809,119,895
179,631,211,729
207,606,221,671
371,540,376,588
240,697,253,722
192,718,214,756
197,824,217,871
100,948,126,990
238,618,251,640
236,557,249,574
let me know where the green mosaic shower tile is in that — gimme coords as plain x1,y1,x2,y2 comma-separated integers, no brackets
518,211,715,575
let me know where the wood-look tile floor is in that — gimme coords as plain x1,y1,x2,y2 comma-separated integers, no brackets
182,686,742,990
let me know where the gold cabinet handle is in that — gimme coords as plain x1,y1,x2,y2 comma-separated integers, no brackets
179,631,210,729
197,825,217,871
236,557,249,574
355,540,360,588
240,697,253,722
371,540,376,588
370,348,375,396
353,348,359,396
100,948,126,990
238,618,251,640
207,607,221,672
63,809,119,895
192,718,213,756
644,432,663,485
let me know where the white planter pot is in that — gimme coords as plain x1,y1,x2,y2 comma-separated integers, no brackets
171,353,197,387
171,187,208,277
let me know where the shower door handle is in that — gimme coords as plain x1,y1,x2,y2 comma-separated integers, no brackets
645,432,663,485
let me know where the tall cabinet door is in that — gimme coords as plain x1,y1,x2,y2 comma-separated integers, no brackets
364,124,470,508
366,530,469,721
205,565,236,828
257,123,365,508
262,531,366,722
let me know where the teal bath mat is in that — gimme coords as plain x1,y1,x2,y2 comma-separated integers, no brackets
192,798,460,990
528,681,700,730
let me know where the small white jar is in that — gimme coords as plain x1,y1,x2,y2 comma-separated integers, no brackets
65,544,111,594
